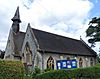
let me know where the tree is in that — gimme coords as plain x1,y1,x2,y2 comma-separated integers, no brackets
86,17,100,47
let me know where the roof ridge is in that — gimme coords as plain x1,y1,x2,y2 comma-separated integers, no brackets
32,28,80,41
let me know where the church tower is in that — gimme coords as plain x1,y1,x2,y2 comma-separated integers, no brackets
4,6,26,60
11,6,21,33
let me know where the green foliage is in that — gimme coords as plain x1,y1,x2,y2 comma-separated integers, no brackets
0,60,25,79
86,17,100,47
35,65,100,79
32,66,41,79
24,73,33,79
35,69,69,79
95,63,100,67
97,56,100,63
43,68,52,72
86,25,96,37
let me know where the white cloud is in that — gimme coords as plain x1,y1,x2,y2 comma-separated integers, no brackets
1,0,99,53
26,0,93,39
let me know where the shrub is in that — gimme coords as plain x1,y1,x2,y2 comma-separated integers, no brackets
95,64,100,67
43,68,52,72
0,60,25,79
32,66,41,79
34,64,100,79
24,73,33,79
35,69,70,79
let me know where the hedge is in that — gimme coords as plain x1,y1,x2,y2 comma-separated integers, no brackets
0,60,25,79
35,70,69,79
35,64,100,79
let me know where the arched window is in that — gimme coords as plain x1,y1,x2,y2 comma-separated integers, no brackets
90,58,93,66
25,42,32,65
79,58,83,68
47,56,54,70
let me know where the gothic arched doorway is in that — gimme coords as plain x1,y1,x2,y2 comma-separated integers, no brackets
47,56,54,70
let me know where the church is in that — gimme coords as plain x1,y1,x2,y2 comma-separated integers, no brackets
4,7,97,70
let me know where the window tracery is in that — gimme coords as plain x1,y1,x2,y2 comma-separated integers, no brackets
79,58,83,68
47,56,54,69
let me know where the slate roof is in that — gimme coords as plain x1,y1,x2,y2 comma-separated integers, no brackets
32,28,97,56
13,31,25,55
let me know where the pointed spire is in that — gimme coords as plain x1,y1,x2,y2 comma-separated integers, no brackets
11,6,21,23
11,6,21,33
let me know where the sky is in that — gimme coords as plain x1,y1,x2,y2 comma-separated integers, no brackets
0,0,100,53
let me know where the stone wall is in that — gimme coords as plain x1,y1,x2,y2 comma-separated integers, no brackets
21,25,42,70
4,30,15,60
41,52,96,69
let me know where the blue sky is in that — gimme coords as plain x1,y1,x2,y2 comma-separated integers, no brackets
89,0,100,18
0,0,100,53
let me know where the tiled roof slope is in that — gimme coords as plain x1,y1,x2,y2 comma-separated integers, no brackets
13,31,25,55
32,28,97,56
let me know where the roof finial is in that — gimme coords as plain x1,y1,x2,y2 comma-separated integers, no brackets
80,36,82,40
11,6,21,23
28,23,31,27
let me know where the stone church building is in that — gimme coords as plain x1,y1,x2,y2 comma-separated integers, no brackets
4,7,97,70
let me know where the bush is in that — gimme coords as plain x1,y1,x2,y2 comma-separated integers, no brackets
24,73,33,79
35,65,100,79
43,68,52,72
35,70,70,79
32,66,41,79
0,60,25,79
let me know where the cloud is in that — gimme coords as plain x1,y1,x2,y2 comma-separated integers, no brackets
0,0,96,51
25,0,93,39
0,0,21,50
22,0,34,9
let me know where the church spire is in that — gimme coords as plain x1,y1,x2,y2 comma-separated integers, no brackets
11,6,21,23
11,6,21,33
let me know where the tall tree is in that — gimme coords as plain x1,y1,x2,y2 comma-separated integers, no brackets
86,17,100,47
